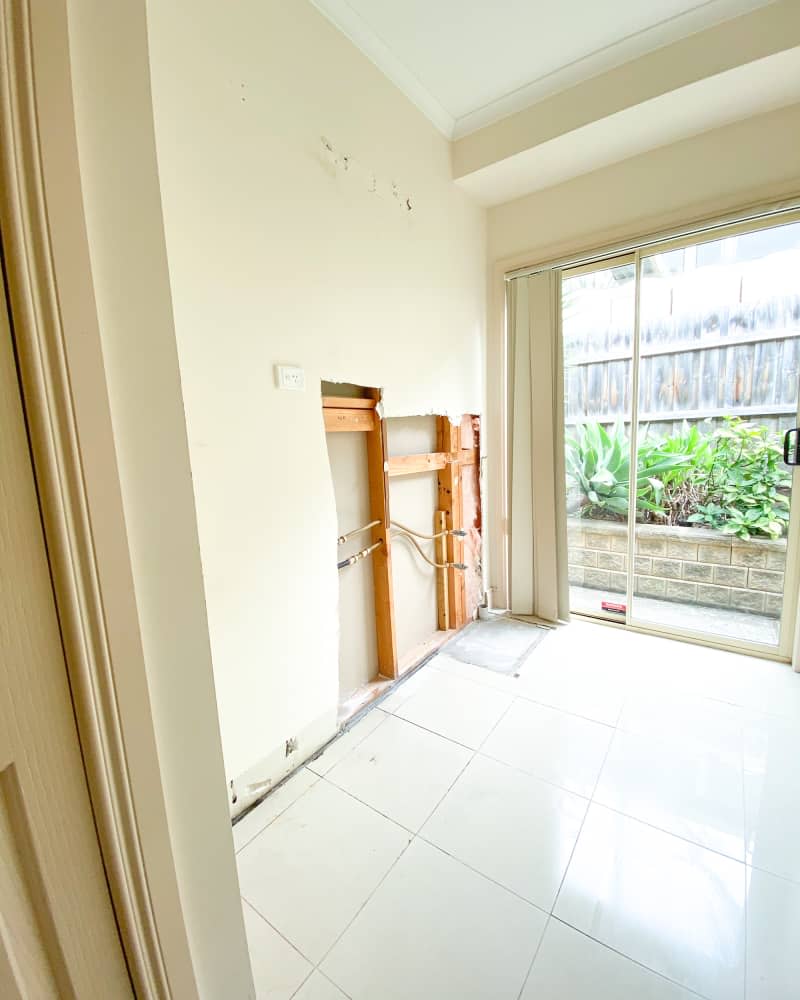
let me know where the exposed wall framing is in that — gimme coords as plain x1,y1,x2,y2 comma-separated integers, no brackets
322,392,481,692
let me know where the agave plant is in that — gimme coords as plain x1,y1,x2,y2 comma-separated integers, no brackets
565,420,692,521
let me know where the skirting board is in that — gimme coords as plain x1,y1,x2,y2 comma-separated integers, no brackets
229,708,337,820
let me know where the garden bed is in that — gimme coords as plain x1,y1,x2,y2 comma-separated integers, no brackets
567,518,786,617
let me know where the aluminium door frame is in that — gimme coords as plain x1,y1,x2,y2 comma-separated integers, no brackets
561,252,637,626
560,213,800,661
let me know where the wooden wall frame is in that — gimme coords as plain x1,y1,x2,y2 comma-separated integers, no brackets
323,396,481,681
323,393,398,677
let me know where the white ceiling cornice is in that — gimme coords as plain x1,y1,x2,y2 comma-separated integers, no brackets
309,0,776,141
309,0,456,137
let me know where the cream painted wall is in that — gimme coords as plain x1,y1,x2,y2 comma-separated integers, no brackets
63,0,253,996
144,0,485,790
486,103,800,608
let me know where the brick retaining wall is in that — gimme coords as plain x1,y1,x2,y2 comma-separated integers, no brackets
567,519,787,617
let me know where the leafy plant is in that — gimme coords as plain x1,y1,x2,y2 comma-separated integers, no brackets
687,418,791,539
565,421,691,520
649,421,714,526
566,416,792,540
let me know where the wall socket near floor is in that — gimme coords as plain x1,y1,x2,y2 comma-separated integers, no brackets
285,737,298,757
275,364,305,391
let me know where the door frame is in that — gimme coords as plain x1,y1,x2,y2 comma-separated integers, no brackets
560,222,800,660
0,2,170,995
498,200,800,669
0,3,248,997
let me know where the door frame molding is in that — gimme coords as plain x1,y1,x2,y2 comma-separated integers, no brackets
0,2,171,995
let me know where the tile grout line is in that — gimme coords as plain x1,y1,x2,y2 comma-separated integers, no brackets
247,634,796,998
306,708,390,778
516,695,620,1000
317,772,417,836
311,836,415,981
382,709,488,751
549,916,712,1000
241,896,317,971
474,746,592,802
585,799,748,868
512,688,619,729
235,707,393,855
309,678,530,995
289,965,354,1000
234,769,321,856
413,832,552,914
742,733,749,1000
244,656,588,997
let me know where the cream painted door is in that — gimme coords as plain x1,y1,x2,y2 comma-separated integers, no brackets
0,284,133,996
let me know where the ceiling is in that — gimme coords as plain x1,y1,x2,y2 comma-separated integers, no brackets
455,46,800,205
311,0,775,137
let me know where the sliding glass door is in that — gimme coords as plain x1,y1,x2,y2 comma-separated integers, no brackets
562,214,800,656
563,257,636,622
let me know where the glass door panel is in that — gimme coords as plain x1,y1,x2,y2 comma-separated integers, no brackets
629,220,800,649
562,258,636,621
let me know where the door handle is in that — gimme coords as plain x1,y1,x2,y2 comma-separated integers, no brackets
784,427,800,466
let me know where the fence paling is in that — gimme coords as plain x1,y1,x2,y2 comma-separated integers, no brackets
565,333,800,429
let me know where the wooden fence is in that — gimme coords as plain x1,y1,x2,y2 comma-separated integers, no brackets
564,310,800,437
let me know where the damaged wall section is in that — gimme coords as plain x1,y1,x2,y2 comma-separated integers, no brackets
146,0,485,814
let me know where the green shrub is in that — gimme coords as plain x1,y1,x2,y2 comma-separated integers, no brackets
687,419,791,540
566,417,792,540
565,420,692,520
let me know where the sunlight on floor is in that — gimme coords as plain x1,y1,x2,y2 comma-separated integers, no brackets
234,621,800,1000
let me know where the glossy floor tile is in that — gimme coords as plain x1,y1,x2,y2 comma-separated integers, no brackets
241,900,310,1000
325,713,471,831
306,708,387,777
744,714,800,884
746,867,800,1000
555,805,746,1000
482,696,613,797
430,651,525,694
233,767,319,853
617,689,747,761
292,972,348,1000
322,839,547,1000
237,778,409,963
517,658,627,727
521,918,699,999
595,727,745,861
233,621,800,999
422,753,587,909
391,666,514,749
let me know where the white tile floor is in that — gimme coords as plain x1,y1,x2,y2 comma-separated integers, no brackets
235,621,800,999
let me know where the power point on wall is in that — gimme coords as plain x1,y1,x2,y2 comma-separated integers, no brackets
275,364,305,391
285,737,298,757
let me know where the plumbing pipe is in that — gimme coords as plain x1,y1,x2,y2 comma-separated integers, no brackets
391,530,467,571
390,518,466,540
337,539,383,570
337,519,381,545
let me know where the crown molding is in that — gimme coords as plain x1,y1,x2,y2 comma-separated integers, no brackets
309,0,456,136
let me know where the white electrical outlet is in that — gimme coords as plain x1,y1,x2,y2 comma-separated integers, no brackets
275,364,305,391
